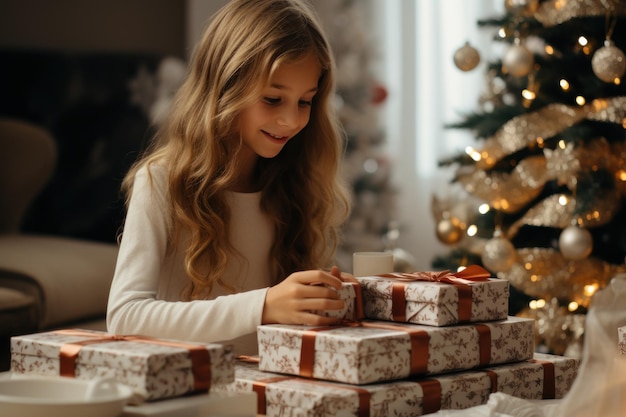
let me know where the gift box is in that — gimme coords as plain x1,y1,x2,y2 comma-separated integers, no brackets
313,281,363,322
620,326,626,356
216,352,578,417
257,316,534,385
356,265,509,326
10,329,234,403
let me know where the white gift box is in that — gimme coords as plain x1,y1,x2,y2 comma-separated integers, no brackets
10,329,234,402
313,281,362,321
216,352,578,417
356,268,509,326
257,316,535,385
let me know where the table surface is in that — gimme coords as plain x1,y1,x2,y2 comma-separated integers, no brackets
0,372,258,417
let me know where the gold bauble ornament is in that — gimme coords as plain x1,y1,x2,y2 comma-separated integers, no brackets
436,217,464,245
482,230,517,272
453,42,481,72
559,225,593,260
591,40,626,83
504,0,540,15
502,39,534,77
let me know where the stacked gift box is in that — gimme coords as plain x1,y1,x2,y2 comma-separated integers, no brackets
9,328,235,404
216,265,580,416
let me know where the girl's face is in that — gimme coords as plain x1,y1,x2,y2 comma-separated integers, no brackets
238,52,321,161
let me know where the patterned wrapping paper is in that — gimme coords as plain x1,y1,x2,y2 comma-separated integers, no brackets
257,316,535,385
620,326,626,355
313,281,362,321
216,353,579,417
356,275,509,326
10,329,234,403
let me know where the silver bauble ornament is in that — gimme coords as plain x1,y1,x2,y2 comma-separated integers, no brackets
591,40,626,83
392,248,417,273
559,225,593,260
454,42,481,72
436,217,464,245
482,233,517,272
502,40,534,77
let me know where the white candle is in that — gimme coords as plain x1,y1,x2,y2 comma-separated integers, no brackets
353,252,394,277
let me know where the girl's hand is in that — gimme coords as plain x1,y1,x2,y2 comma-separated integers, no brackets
262,269,345,326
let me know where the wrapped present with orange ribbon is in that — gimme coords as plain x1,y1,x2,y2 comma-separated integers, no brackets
257,316,534,385
356,265,509,326
620,326,626,356
10,329,234,403
216,352,578,417
312,280,365,322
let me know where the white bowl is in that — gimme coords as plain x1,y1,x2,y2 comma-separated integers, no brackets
0,375,134,417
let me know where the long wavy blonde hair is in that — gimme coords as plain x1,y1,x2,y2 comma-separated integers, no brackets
121,0,351,300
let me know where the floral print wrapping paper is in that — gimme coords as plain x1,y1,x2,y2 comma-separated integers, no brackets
620,326,626,355
356,276,509,326
312,281,360,321
257,316,535,385
10,329,234,402
215,353,579,417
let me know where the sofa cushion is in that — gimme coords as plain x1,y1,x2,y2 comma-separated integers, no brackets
0,234,118,328
0,287,37,337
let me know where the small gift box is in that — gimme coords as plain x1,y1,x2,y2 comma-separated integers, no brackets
620,326,626,355
257,316,535,385
10,329,234,403
313,281,363,321
216,352,578,417
357,265,509,326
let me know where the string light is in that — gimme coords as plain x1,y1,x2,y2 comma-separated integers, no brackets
559,79,570,91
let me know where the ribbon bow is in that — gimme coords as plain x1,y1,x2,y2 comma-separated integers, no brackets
378,264,491,285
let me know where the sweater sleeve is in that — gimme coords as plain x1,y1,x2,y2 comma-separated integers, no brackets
106,166,269,352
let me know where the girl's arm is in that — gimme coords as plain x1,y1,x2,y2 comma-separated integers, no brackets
106,167,268,345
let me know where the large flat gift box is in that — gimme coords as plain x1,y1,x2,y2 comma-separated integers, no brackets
257,316,534,384
620,326,626,355
356,266,509,326
216,352,579,417
10,329,234,402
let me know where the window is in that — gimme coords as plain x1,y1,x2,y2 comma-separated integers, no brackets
371,0,504,268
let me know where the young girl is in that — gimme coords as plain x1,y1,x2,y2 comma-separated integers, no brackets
106,0,351,355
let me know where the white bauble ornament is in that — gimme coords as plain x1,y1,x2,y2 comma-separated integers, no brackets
591,40,626,83
559,225,593,260
454,42,481,72
502,40,534,77
482,232,517,272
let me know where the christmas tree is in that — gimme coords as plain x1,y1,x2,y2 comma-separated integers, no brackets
432,0,626,357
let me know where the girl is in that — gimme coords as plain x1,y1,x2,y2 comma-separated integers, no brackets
106,0,351,355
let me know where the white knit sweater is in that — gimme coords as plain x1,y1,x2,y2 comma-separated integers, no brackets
106,165,273,355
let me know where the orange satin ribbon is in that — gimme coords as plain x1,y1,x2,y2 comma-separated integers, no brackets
341,276,365,320
416,379,443,414
378,265,491,323
485,369,499,393
532,359,556,399
252,375,293,414
53,329,212,392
